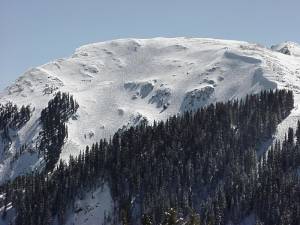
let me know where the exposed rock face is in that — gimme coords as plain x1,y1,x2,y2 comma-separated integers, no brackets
124,81,155,99
180,86,215,112
149,88,171,109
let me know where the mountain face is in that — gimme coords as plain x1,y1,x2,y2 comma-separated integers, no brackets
1,37,300,224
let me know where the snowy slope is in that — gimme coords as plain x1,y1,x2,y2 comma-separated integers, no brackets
64,184,113,225
1,37,300,181
271,41,300,57
1,37,300,224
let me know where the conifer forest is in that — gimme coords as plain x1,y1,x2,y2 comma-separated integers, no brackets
0,89,299,225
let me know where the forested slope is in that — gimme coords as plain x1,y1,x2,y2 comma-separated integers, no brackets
1,90,298,225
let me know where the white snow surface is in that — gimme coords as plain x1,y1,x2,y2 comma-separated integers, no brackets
1,37,300,224
271,41,300,57
64,184,113,225
1,37,300,180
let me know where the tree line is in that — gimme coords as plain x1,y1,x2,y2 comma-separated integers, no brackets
0,102,31,152
1,89,299,225
39,91,79,171
0,102,31,131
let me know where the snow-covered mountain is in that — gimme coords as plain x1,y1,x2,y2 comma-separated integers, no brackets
2,37,300,181
1,37,300,224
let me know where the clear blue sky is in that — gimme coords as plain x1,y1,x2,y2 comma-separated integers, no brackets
1,0,300,90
